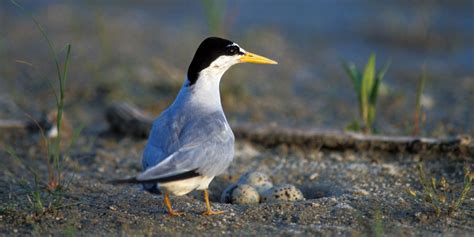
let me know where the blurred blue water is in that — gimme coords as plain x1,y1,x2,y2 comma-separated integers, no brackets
4,0,472,73
1,0,473,133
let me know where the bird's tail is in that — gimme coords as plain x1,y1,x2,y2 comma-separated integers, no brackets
108,176,162,195
108,176,142,185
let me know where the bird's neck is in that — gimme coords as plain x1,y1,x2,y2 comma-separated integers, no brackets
174,73,223,112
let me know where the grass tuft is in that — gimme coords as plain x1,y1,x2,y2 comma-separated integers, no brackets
343,54,390,134
412,65,427,136
406,163,472,218
5,0,77,217
10,0,72,192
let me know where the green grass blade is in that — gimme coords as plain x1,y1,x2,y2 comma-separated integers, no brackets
369,78,381,106
55,44,72,159
370,59,390,106
343,62,361,92
412,65,426,136
376,59,391,82
368,106,375,128
62,44,72,86
362,54,376,97
361,54,376,127
10,0,62,91
368,77,379,128
453,168,472,210
415,67,426,112
343,62,364,121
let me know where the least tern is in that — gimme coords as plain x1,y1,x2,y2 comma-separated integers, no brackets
113,37,277,216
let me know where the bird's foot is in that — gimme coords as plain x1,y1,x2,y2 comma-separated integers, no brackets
167,210,185,216
163,192,183,216
202,210,224,216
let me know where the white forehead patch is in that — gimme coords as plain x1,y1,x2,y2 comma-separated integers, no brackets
227,43,239,48
227,43,246,53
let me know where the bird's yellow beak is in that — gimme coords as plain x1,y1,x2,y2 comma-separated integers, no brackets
239,51,278,64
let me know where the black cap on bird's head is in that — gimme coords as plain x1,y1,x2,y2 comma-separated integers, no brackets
187,37,277,85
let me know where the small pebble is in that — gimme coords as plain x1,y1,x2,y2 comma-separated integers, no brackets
230,184,260,204
352,188,369,196
261,184,305,203
309,173,319,180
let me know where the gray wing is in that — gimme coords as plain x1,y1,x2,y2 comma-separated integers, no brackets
139,111,234,181
142,109,181,170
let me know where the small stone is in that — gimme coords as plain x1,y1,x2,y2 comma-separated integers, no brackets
230,184,260,204
237,171,273,194
352,188,369,196
309,173,319,180
261,184,305,203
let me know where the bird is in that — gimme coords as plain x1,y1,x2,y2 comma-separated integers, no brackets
111,37,277,216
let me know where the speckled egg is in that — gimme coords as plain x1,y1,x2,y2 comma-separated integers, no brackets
261,184,305,203
230,184,260,204
237,171,273,194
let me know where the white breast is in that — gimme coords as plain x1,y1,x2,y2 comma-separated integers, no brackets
158,176,214,196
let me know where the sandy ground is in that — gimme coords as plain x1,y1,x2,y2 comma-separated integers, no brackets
0,131,472,236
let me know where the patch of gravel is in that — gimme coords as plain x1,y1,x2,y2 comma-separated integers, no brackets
0,135,472,236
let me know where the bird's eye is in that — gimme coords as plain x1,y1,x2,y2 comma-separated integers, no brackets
227,46,237,54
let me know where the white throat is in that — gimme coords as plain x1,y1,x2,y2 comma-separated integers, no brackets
174,55,239,111
187,71,223,109
172,73,223,112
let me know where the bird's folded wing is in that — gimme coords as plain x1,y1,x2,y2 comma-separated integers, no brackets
137,114,234,181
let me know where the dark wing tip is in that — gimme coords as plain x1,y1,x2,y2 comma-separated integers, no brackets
153,169,201,183
109,170,201,186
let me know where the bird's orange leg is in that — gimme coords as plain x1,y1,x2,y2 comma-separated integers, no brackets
202,189,224,215
163,192,184,216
